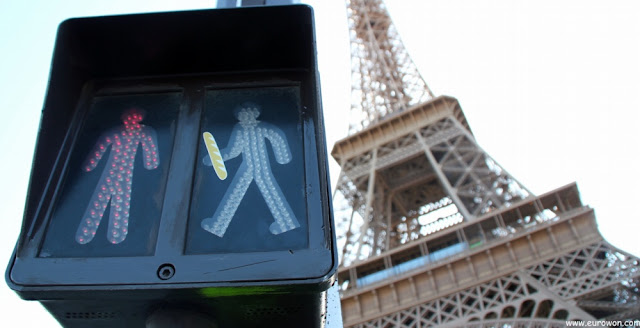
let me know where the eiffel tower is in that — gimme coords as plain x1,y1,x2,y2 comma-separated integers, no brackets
333,0,640,326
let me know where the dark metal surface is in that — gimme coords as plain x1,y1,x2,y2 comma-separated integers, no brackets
146,307,217,328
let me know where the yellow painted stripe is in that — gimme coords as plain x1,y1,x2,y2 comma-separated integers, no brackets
203,132,228,180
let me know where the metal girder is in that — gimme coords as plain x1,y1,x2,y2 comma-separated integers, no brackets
345,0,433,133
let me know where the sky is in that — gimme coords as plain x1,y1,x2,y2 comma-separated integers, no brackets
0,0,639,326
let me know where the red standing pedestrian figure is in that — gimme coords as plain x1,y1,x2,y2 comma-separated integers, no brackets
75,109,159,244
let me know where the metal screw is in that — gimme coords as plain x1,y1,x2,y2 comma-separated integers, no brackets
157,263,175,280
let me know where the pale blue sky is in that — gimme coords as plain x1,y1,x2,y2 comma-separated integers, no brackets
1,0,639,326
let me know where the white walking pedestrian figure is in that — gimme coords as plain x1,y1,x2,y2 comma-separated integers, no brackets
201,102,300,237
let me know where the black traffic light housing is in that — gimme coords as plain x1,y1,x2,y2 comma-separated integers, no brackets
6,5,337,327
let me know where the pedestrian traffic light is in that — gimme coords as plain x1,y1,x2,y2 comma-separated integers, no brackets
6,5,337,327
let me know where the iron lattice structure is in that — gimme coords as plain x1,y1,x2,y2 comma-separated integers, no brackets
346,0,434,134
334,0,640,326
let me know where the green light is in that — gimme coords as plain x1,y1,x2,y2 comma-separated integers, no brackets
198,286,286,298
